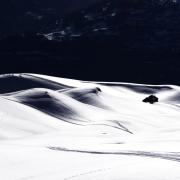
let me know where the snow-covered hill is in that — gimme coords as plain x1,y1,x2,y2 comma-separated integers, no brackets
0,73,180,179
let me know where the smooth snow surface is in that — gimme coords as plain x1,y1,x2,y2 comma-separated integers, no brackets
1,73,180,179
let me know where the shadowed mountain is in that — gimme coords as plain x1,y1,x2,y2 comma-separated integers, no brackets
1,0,180,84
0,0,103,37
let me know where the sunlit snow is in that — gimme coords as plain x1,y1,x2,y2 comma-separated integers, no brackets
0,73,180,179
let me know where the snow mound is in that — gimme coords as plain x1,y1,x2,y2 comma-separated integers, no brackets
62,87,107,108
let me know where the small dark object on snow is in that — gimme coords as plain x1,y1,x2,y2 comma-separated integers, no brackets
143,95,158,104
93,87,102,94
96,87,102,92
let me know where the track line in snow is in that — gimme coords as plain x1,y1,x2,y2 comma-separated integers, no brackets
48,146,180,163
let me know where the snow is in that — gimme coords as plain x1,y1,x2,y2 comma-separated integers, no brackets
0,73,180,179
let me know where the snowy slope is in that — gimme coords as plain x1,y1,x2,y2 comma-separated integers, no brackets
0,73,180,179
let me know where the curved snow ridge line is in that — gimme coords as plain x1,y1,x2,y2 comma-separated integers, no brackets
4,87,106,116
86,122,133,134
28,73,93,88
4,96,132,132
30,74,180,98
88,80,177,88
0,73,72,94
0,73,72,89
21,73,74,88
2,91,86,125
97,83,175,94
21,74,180,106
2,73,179,98
33,73,179,91
1,87,134,134
61,87,109,109
23,74,180,105
48,146,180,162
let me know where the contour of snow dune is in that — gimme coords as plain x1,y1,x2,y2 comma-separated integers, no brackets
0,74,69,94
0,73,180,179
0,95,75,139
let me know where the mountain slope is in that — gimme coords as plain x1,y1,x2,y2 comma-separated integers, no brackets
0,0,103,37
1,73,180,138
46,0,180,52
1,0,180,84
0,73,180,179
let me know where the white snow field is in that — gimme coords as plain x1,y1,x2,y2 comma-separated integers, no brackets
0,73,180,179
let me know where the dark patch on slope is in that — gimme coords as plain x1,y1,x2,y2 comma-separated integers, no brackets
63,87,107,109
0,74,71,94
117,85,172,94
6,88,83,124
22,98,76,120
96,82,172,94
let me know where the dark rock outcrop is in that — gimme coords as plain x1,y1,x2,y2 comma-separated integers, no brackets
143,95,158,104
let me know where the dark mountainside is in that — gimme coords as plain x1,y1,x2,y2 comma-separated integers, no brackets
1,0,180,84
0,0,102,36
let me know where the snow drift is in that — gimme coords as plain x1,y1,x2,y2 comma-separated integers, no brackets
0,73,180,179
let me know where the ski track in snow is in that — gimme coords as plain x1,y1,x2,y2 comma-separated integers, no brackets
48,146,180,162
1,73,180,179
